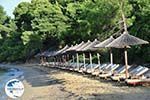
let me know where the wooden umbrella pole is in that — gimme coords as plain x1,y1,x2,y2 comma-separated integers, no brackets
59,57,60,63
110,48,113,64
67,54,69,60
89,52,93,70
76,53,79,69
41,56,44,64
65,55,67,62
72,55,75,63
63,56,65,64
60,56,62,63
54,57,56,65
55,57,57,65
83,53,86,68
67,54,69,66
64,55,67,66
124,47,129,78
97,53,100,65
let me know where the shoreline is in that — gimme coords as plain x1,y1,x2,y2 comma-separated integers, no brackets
0,64,24,99
0,63,150,100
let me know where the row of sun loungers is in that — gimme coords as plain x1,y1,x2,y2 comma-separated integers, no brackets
40,61,150,86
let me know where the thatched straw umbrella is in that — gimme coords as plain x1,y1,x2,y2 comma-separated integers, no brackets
82,39,100,70
45,51,57,63
39,51,50,63
65,44,78,64
95,36,115,64
54,45,69,64
106,31,149,78
67,41,85,68
55,45,69,56
76,40,92,68
64,45,74,63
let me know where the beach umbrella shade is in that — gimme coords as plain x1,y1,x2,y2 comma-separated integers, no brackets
106,31,149,78
39,51,49,63
76,40,92,68
54,45,70,66
68,41,85,69
95,36,115,64
64,45,75,65
66,44,79,67
55,45,69,56
82,39,100,69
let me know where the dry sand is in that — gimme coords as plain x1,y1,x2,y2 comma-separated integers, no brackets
2,64,150,100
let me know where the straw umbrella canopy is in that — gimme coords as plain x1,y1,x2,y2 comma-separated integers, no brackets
84,39,100,52
106,31,149,78
67,41,85,68
54,45,69,63
46,51,57,63
95,36,115,64
81,39,100,69
37,51,50,63
66,44,77,52
67,41,85,52
76,40,92,68
47,51,57,57
34,53,41,58
64,45,75,63
55,45,69,56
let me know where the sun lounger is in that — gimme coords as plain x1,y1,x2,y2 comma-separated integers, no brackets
111,65,149,81
126,78,150,86
60,62,69,69
85,64,101,74
63,62,74,70
78,63,89,73
91,64,109,76
111,65,132,81
99,64,120,79
129,66,149,79
81,63,97,74
82,64,91,72
100,64,118,73
74,63,84,71
68,63,77,71
126,70,150,86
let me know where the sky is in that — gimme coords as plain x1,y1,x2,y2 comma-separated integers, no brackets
0,0,31,18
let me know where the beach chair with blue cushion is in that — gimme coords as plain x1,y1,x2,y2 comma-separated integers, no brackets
99,64,120,79
126,69,150,86
92,63,109,76
111,65,132,81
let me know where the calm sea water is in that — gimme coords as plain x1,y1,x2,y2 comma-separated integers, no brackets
0,66,24,99
0,68,7,99
0,68,7,75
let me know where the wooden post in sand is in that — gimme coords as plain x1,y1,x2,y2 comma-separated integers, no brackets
89,52,93,70
97,53,100,65
110,49,113,64
83,53,86,68
76,53,79,69
72,55,75,63
124,47,129,78
121,0,129,78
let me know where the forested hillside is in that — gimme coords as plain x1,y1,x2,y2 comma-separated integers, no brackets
0,0,149,63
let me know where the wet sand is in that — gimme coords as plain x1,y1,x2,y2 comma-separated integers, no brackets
1,64,150,100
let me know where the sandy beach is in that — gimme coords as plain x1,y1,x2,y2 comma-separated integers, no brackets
1,64,150,100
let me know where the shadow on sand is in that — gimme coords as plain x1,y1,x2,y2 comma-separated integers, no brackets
23,67,66,87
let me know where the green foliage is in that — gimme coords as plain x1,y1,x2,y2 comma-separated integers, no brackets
0,0,149,63
0,5,7,24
